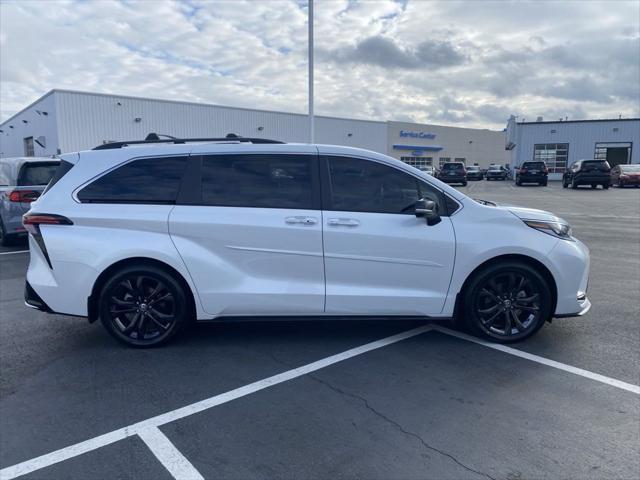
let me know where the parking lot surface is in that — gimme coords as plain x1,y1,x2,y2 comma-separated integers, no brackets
1,180,639,479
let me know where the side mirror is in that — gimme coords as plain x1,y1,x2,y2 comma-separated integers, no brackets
414,199,441,226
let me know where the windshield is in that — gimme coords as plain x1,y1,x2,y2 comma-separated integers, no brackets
620,165,640,172
17,162,60,186
442,163,464,170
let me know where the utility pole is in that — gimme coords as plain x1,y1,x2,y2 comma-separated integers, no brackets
308,0,314,143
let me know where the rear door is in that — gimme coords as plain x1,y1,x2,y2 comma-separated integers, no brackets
169,147,325,316
320,154,456,315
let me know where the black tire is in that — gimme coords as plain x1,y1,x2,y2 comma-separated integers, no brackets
591,184,597,189
571,179,578,189
462,181,467,186
463,261,552,343
562,179,568,188
99,264,190,347
0,217,14,247
542,180,548,186
516,179,522,186
603,183,609,190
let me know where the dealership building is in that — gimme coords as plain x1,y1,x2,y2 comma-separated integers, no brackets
506,115,640,180
0,90,509,169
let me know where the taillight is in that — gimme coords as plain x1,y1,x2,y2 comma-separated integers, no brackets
22,213,73,268
7,190,40,203
520,169,528,174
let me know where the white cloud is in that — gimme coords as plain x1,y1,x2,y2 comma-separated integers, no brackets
0,0,638,129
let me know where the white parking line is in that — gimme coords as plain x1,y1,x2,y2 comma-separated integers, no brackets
0,325,433,480
0,250,28,256
138,427,204,480
431,325,640,395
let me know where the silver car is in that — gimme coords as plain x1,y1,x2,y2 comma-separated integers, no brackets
0,157,60,246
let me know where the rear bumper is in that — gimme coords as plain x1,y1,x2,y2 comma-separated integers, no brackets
486,175,506,180
574,174,609,184
439,176,466,183
24,280,53,313
518,175,547,182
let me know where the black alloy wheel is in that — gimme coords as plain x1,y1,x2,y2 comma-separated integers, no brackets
464,262,552,342
99,265,188,347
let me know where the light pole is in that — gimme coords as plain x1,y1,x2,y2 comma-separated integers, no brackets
308,0,314,143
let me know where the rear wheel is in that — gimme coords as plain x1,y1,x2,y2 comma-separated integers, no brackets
462,181,467,186
603,183,609,190
591,184,597,189
463,261,552,343
562,179,568,188
99,265,190,347
541,180,547,186
0,218,15,247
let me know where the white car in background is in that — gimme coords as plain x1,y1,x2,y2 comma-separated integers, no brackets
24,135,591,347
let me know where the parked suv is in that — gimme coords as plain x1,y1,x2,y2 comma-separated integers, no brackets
0,157,60,246
562,160,610,189
485,165,507,181
516,161,548,186
466,165,483,181
438,162,467,186
24,135,590,347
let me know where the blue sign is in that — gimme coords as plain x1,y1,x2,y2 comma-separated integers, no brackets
399,130,436,139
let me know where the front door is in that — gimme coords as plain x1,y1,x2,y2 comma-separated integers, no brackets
169,151,325,316
321,155,456,315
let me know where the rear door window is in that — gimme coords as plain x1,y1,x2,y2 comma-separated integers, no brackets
201,154,314,209
77,156,187,203
17,162,60,186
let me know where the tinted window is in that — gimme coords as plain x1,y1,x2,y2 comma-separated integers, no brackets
488,165,502,171
582,160,610,171
327,156,441,214
17,162,59,186
42,160,74,194
442,163,464,171
522,162,546,169
202,154,313,209
467,166,480,171
78,156,187,203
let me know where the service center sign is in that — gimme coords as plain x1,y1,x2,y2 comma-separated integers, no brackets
399,130,436,139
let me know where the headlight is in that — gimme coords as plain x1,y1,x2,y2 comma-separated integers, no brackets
523,220,573,240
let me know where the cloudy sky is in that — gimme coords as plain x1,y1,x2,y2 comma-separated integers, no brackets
1,0,639,129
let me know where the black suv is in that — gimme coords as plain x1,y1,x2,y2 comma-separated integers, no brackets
563,160,610,189
438,162,467,186
516,161,548,186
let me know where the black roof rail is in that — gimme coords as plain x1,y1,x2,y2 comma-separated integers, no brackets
93,133,284,150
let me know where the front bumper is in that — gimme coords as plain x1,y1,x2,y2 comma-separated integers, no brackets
547,237,591,317
555,296,591,318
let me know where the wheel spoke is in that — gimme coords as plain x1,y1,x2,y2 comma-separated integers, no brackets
136,313,147,338
514,304,539,312
146,282,163,302
111,297,136,307
149,307,172,320
147,312,170,330
502,310,512,335
149,292,171,306
120,279,136,295
478,304,500,314
481,308,502,327
110,306,137,314
480,288,500,303
510,309,526,332
122,312,141,333
517,293,540,303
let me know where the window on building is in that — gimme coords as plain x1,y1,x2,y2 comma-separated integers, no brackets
533,144,568,173
202,154,313,209
438,157,451,168
454,158,466,164
23,137,35,157
400,156,433,170
78,156,187,203
327,156,443,214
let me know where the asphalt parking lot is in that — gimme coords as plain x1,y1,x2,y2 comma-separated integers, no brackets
1,180,638,480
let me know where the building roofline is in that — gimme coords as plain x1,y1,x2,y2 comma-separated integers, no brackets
518,118,640,125
0,90,57,127
25,89,390,126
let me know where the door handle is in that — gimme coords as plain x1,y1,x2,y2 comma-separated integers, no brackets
327,218,360,227
285,216,318,225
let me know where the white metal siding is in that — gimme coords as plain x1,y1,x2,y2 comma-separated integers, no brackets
510,120,640,170
0,93,59,158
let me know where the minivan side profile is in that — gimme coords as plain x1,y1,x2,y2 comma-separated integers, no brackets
24,137,591,347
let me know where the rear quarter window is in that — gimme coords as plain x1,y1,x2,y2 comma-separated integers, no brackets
77,156,187,204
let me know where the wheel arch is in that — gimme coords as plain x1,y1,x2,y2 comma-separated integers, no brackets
453,253,558,322
87,257,197,323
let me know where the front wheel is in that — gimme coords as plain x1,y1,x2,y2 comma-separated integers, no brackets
603,183,609,190
99,265,190,347
463,262,552,343
571,179,578,189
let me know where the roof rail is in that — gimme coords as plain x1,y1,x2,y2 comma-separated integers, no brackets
93,133,284,150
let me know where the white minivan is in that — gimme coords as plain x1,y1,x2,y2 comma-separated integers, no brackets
24,135,590,347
